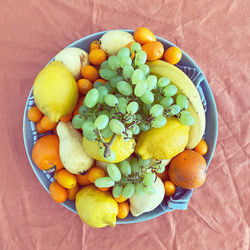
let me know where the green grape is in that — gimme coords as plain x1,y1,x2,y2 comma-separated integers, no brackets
104,94,118,107
109,75,123,88
84,88,99,108
99,68,117,80
100,60,110,70
152,116,167,128
112,184,123,198
140,121,150,131
82,121,97,141
134,80,147,97
138,64,150,76
123,65,134,80
132,69,144,85
155,164,165,174
167,104,181,116
117,81,133,96
131,42,141,52
105,82,115,93
146,75,157,90
97,86,109,103
119,160,131,176
135,183,144,195
125,114,134,124
108,55,120,70
126,129,133,139
109,119,125,134
139,158,150,167
142,104,152,114
107,163,121,181
100,147,116,161
122,183,135,199
144,186,155,195
157,77,170,88
176,94,189,109
179,110,195,125
143,173,156,186
95,177,115,188
131,124,140,135
72,114,84,129
78,105,88,115
130,157,140,174
136,114,142,121
94,114,109,130
141,91,154,104
150,104,164,117
118,48,130,58
93,81,103,89
101,126,113,138
126,101,139,115
163,84,178,97
160,96,173,108
118,97,127,113
120,56,132,68
134,50,147,66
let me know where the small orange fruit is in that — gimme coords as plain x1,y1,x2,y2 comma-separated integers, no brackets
76,173,91,186
40,116,57,131
67,184,80,200
156,165,169,181
49,182,67,203
60,113,73,122
94,78,106,85
89,40,100,51
193,138,208,155
27,106,43,122
77,79,92,95
81,65,99,82
134,27,156,45
164,180,176,197
117,201,130,219
88,166,106,183
163,46,182,64
114,194,127,203
89,49,107,66
98,187,110,192
54,169,77,189
126,42,135,59
36,120,47,134
73,96,85,116
142,41,164,61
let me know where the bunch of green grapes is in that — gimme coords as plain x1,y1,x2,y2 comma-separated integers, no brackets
95,157,166,198
72,42,194,159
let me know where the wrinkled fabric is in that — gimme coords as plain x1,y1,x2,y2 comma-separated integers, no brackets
0,0,249,250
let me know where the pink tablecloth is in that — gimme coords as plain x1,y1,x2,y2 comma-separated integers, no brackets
0,0,249,249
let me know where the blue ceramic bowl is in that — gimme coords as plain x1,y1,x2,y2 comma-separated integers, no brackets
23,30,218,224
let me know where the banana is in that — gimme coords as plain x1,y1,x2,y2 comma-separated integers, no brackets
147,60,206,149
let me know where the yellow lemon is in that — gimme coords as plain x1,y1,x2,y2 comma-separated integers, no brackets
136,117,189,160
76,185,118,228
82,135,135,163
33,61,78,122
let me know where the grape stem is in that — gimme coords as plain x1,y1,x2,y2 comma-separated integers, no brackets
103,134,117,158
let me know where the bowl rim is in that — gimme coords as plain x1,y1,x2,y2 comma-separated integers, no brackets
23,29,218,224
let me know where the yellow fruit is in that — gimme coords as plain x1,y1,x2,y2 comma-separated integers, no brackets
82,135,135,163
33,61,78,123
136,117,189,160
75,185,118,228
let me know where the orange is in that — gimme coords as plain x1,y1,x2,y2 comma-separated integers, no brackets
89,40,100,51
164,180,176,197
73,96,85,116
94,78,106,85
40,116,57,131
126,42,135,59
117,201,130,219
36,120,47,134
67,184,80,200
142,41,164,61
49,182,67,203
89,49,107,66
27,106,43,122
134,27,156,45
163,46,182,64
77,79,92,95
169,150,207,189
60,113,73,122
80,65,99,82
87,166,106,183
76,173,91,186
54,169,77,189
193,138,208,155
114,194,127,203
32,134,64,171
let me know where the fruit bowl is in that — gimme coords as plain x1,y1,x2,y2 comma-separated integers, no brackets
23,30,218,224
